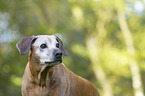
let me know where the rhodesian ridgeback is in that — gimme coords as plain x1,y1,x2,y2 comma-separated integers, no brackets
16,35,100,96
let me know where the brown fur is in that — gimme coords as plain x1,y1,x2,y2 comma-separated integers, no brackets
17,35,100,96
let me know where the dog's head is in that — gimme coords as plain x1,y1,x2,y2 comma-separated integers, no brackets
16,35,68,66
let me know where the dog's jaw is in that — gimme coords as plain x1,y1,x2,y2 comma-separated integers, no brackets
45,61,61,66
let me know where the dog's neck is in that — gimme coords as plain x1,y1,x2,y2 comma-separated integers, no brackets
28,51,64,87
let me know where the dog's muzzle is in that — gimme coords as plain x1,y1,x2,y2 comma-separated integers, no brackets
45,51,62,66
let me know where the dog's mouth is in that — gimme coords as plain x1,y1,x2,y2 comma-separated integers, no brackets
45,57,62,66
44,51,63,66
45,60,61,64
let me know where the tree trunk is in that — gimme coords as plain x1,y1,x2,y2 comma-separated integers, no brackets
118,10,144,96
86,38,113,96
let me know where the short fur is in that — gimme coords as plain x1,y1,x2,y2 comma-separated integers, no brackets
16,35,100,96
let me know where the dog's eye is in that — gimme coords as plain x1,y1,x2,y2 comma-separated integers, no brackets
40,44,47,49
56,43,59,48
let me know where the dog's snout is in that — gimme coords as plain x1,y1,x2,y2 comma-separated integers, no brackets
55,51,62,57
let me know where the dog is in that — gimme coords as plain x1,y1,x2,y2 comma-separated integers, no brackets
16,35,100,96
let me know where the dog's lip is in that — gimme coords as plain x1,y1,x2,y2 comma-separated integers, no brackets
45,60,61,65
45,61,55,64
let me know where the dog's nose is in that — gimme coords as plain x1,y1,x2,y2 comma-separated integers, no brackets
55,51,62,57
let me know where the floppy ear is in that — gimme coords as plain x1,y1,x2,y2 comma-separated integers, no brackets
56,36,68,56
16,36,35,55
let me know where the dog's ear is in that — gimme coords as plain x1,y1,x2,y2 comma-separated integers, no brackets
16,36,36,55
56,36,68,56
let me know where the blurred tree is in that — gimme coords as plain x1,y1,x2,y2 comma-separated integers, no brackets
116,0,144,96
0,0,145,96
85,7,113,96
118,9,144,96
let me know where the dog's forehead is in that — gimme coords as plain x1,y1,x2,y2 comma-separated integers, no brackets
34,35,56,45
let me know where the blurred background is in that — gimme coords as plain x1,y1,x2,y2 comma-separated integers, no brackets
0,0,145,96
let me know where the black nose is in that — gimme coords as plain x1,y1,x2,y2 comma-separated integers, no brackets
55,51,62,57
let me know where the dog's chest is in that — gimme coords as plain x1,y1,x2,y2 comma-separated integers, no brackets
22,65,61,96
23,80,60,96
